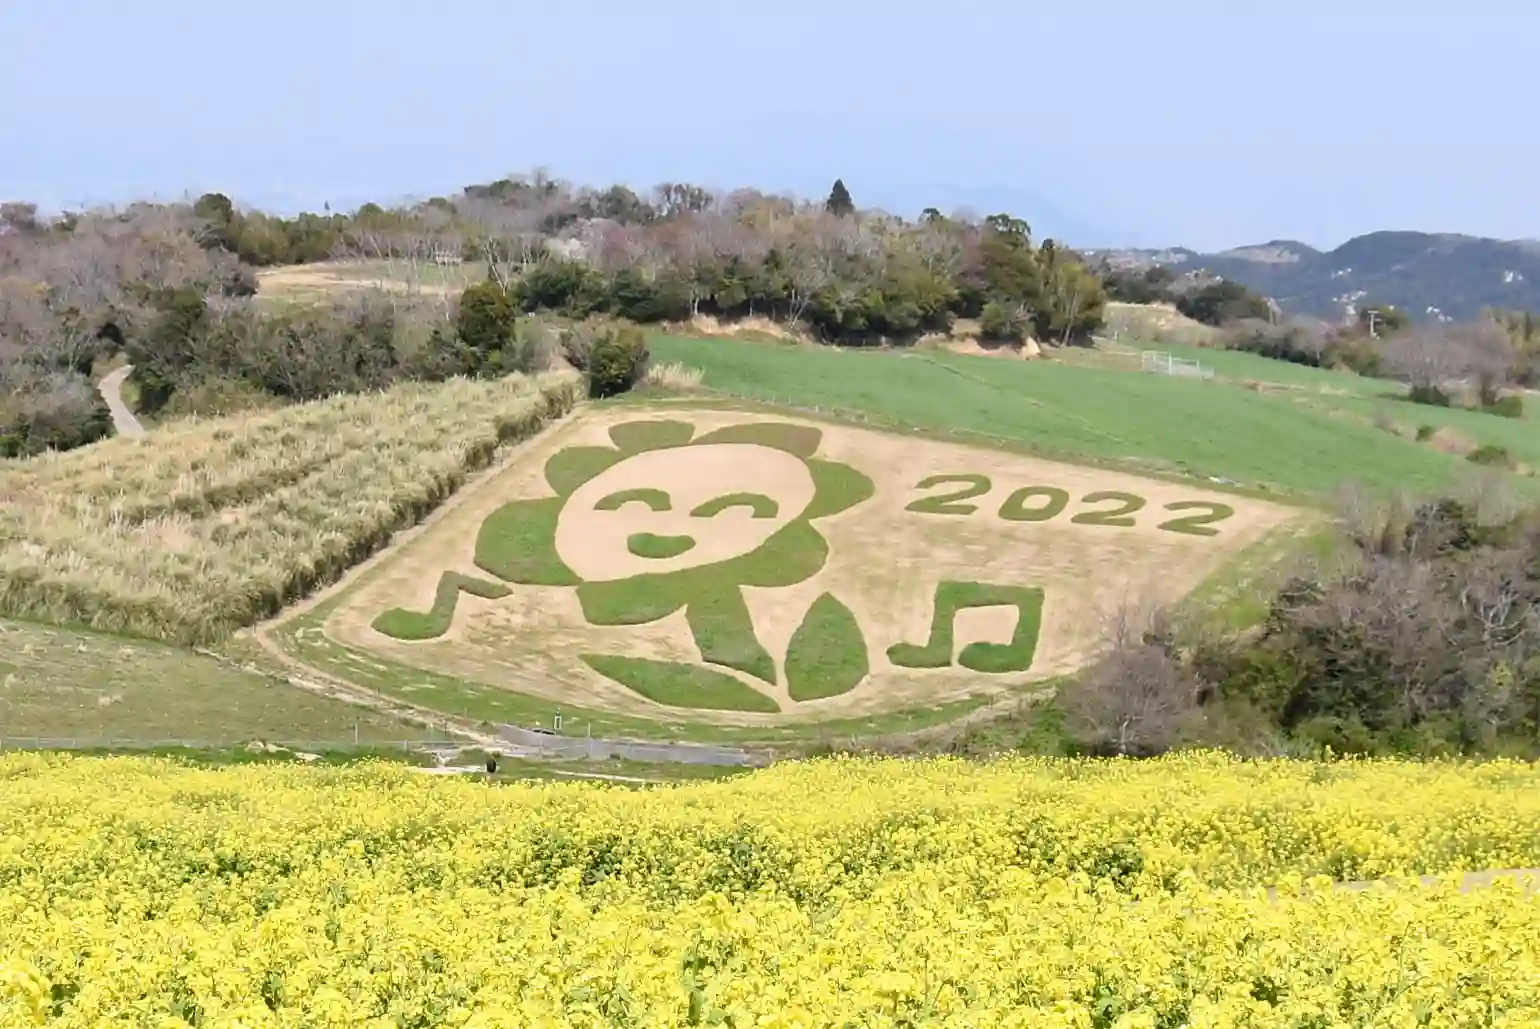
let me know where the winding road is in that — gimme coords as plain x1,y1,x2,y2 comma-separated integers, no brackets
97,364,145,439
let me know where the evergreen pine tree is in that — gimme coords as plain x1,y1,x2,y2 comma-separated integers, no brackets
825,178,855,217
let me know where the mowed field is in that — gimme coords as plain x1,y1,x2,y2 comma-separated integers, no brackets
296,406,1301,731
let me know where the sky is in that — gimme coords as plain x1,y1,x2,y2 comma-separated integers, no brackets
1,1,1532,251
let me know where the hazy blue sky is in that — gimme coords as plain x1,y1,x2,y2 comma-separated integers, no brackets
1,1,1530,250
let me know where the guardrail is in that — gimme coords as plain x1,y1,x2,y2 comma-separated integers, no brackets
499,725,767,767
0,734,770,768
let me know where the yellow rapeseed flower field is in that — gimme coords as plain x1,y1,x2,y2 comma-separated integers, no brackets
2,752,1538,1027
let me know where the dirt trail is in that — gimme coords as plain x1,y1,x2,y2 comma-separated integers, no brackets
220,637,513,752
98,365,145,439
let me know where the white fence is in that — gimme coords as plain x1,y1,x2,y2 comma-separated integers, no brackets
1141,350,1214,379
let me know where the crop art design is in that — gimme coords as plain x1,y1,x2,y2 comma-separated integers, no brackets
372,419,1047,712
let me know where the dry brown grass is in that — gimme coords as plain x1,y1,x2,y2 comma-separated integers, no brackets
255,260,486,303
678,314,803,343
644,361,705,391
0,372,581,644
1103,302,1220,348
1427,426,1477,456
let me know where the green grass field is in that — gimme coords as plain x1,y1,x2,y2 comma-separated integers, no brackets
647,334,1527,500
0,619,421,745
1152,342,1540,472
1150,343,1393,395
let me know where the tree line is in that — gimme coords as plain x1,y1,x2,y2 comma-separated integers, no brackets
180,173,1109,350
10,167,1539,459
0,172,1110,456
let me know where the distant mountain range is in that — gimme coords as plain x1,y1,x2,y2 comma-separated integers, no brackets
1087,232,1540,323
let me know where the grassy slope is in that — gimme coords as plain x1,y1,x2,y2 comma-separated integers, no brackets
0,618,418,743
648,333,1534,500
1154,342,1540,472
1153,343,1391,394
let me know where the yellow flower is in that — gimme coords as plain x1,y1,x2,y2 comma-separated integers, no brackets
1,752,1537,1027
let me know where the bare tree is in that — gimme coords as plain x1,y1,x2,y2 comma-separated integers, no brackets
910,217,965,278
457,197,546,290
652,182,715,220
1378,328,1459,391
0,201,41,235
1379,320,1515,399
1061,599,1201,756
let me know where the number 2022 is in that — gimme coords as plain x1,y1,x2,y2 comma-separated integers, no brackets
904,474,1235,537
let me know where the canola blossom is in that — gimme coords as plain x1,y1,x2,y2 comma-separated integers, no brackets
1,752,1538,1027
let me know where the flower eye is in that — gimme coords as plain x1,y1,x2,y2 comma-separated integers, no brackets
690,493,778,519
595,488,671,512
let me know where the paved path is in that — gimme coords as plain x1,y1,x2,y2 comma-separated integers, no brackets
97,364,145,438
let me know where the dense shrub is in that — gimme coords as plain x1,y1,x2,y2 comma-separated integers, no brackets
1219,318,1392,378
1325,336,1384,377
513,260,608,318
0,176,1120,457
507,318,561,375
1060,606,1200,757
1467,444,1513,467
115,288,548,417
586,323,650,398
455,281,520,357
604,267,693,324
157,375,284,419
1221,319,1327,366
0,366,112,457
1485,393,1525,418
978,301,1025,342
1175,281,1274,326
500,218,1100,347
1408,383,1451,407
557,322,594,372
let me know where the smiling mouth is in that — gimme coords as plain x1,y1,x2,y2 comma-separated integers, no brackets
626,533,696,559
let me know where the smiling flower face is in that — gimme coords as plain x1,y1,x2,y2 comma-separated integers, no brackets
555,442,817,581
460,418,874,690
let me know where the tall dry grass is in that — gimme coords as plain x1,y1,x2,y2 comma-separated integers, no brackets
643,361,704,391
0,371,582,644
